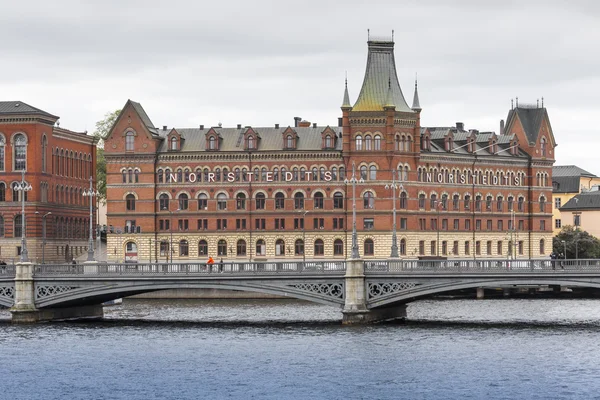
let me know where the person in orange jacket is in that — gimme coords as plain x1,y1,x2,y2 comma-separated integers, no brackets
207,256,214,273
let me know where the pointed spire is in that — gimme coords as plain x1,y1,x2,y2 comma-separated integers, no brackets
411,76,421,111
341,76,352,110
384,77,395,109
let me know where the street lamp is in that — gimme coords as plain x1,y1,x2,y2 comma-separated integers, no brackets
344,161,364,259
574,197,580,260
385,169,400,258
561,240,566,260
299,210,308,265
14,171,32,262
433,199,441,257
82,176,100,262
161,206,181,263
35,211,52,264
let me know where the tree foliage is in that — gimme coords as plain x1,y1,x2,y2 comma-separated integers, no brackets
552,226,600,259
93,110,120,204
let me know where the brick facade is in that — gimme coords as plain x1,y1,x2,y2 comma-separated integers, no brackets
0,101,97,263
104,40,554,263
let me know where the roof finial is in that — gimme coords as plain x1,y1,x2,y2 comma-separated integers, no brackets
341,75,352,109
537,99,539,108
516,96,519,107
511,99,514,109
392,29,394,42
541,97,544,108
411,73,421,111
367,28,370,41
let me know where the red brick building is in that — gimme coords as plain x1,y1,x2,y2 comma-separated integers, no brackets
0,101,97,263
104,39,554,262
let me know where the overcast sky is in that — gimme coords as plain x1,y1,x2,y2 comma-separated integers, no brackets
1,0,598,173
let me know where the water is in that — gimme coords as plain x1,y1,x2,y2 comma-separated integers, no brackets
2,298,600,399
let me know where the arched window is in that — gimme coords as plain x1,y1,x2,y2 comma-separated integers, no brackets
430,193,438,209
209,136,216,150
0,182,5,202
540,239,545,255
334,239,344,256
295,239,304,256
126,194,136,211
363,191,374,209
333,192,344,209
486,195,493,211
294,192,304,210
218,239,227,256
247,136,254,149
497,196,503,212
541,138,547,157
374,135,381,151
165,168,172,182
400,192,407,209
179,240,189,256
539,196,546,213
198,240,208,256
475,195,482,211
157,170,163,183
128,169,133,183
441,194,448,210
314,239,324,256
400,239,406,255
275,239,285,256
256,239,266,256
236,193,246,210
170,137,177,150
178,193,189,210
364,239,374,256
194,193,206,210
453,194,460,210
360,165,367,180
41,136,47,173
236,239,246,256
14,215,23,238
125,242,138,261
159,193,169,210
518,196,525,212
369,165,377,180
507,196,514,211
125,131,135,152
286,135,293,148
0,135,4,171
217,193,227,210
325,135,331,148
256,192,266,210
419,193,426,209
314,192,324,209
365,135,372,151
355,135,363,151
275,192,285,209
14,133,27,170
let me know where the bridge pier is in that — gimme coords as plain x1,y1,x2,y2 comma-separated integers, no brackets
10,262,104,323
342,259,406,324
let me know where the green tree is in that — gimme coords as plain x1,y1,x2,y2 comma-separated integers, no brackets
93,110,120,204
553,226,600,259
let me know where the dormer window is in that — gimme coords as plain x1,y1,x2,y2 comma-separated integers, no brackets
247,136,255,149
170,136,178,150
209,136,216,150
467,138,474,153
325,135,331,148
286,135,293,149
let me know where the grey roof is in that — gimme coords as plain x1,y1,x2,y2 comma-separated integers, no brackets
130,100,158,135
561,190,600,210
159,126,342,153
411,80,421,110
552,177,581,194
352,41,412,112
553,165,597,178
0,101,58,119
341,80,352,108
505,106,545,144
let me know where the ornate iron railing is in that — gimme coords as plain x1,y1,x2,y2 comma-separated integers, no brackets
33,261,347,277
364,259,600,273
0,264,16,278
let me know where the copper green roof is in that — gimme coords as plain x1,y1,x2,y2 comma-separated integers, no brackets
352,41,412,112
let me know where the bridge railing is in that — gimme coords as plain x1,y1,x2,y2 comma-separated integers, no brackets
365,259,600,273
0,264,16,278
33,260,347,277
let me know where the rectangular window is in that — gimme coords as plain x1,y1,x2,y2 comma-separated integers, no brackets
430,241,436,255
540,220,546,231
333,218,344,230
453,241,459,256
518,220,524,230
431,219,437,231
554,198,561,208
475,220,481,231
518,241,524,255
125,220,136,234
197,219,207,230
363,218,374,230
442,219,448,231
497,241,503,255
442,241,447,255
497,220,503,231
465,241,470,255
453,219,459,230
419,240,425,255
465,219,471,230
313,218,324,229
486,220,492,231
419,218,426,230
486,240,492,255
294,218,304,230
476,241,481,256
236,219,247,230
217,219,227,230
400,218,407,230
178,219,188,231
555,219,562,229
574,214,580,227
275,218,285,230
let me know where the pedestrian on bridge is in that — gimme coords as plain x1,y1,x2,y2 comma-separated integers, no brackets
219,258,224,273
207,256,214,273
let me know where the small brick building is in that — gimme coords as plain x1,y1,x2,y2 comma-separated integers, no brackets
104,39,554,263
0,101,97,263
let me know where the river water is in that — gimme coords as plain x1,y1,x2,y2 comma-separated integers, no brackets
2,298,600,400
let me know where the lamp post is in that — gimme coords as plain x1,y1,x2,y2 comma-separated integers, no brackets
344,161,363,259
82,176,100,262
35,211,52,264
302,210,308,265
162,207,173,263
561,240,566,260
14,171,32,262
385,169,399,258
575,198,579,260
433,199,441,257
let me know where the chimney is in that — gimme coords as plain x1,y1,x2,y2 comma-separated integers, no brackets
338,117,343,127
299,120,311,128
237,124,242,129
312,122,317,128
294,117,302,127
500,119,505,135
162,125,167,131
456,122,464,131
200,125,204,130
275,123,279,129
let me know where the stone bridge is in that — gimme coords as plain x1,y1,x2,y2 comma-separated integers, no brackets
3,259,600,324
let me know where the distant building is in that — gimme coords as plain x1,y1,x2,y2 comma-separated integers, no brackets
103,38,555,263
559,186,600,238
552,165,600,234
0,101,97,263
